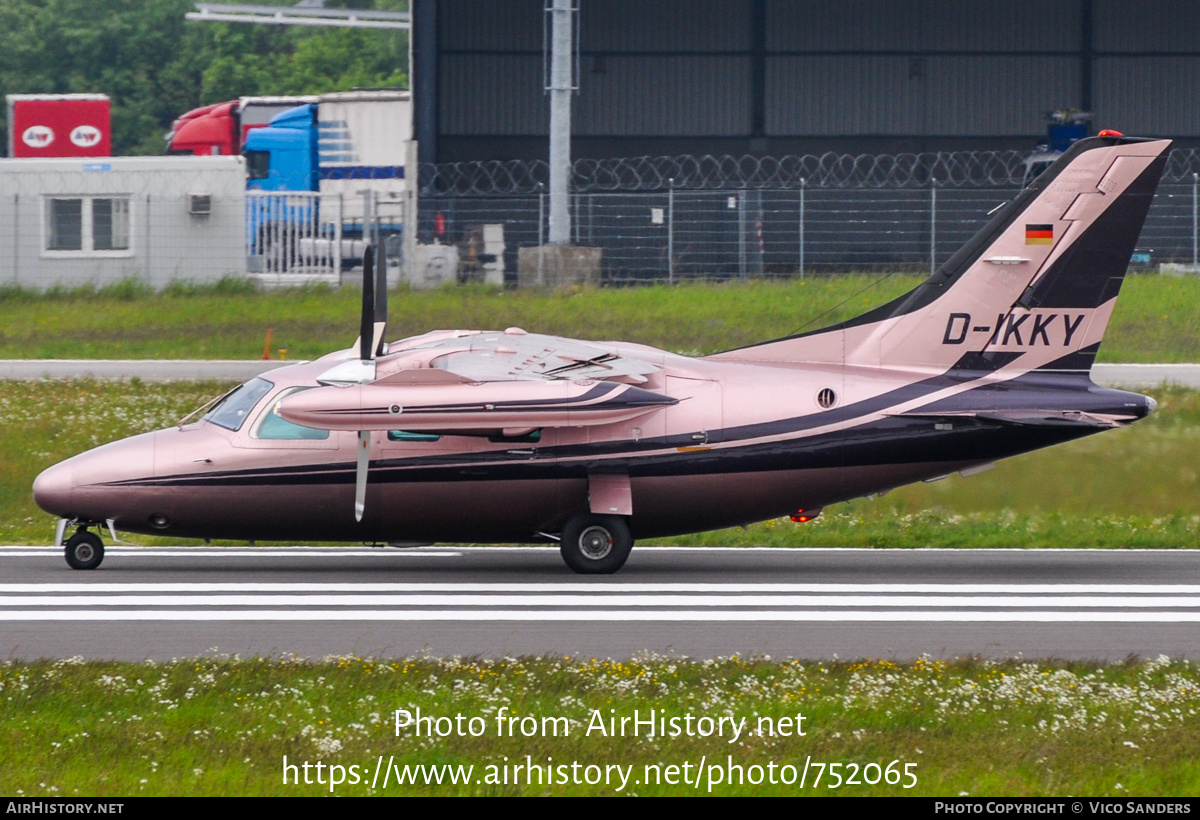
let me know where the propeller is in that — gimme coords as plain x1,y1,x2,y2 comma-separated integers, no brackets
348,244,388,522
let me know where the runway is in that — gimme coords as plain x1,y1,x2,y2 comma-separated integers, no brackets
5,545,1200,661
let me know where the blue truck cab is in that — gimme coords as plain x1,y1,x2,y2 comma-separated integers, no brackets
244,104,319,192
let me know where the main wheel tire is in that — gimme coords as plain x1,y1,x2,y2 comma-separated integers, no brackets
559,514,633,575
64,530,104,570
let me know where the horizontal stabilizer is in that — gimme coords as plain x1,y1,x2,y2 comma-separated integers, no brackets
892,409,1134,428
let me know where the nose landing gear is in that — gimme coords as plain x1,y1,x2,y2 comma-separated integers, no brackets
64,529,104,570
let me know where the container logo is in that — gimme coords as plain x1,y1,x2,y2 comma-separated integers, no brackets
70,125,102,148
21,125,54,148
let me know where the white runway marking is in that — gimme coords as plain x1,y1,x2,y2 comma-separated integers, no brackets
2,610,1200,623
4,582,1200,593
3,594,1200,609
0,580,1198,622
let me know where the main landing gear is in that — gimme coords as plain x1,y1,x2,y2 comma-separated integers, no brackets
63,526,104,570
559,514,634,575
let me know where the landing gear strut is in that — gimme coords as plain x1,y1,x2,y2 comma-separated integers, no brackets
559,514,634,575
64,529,104,570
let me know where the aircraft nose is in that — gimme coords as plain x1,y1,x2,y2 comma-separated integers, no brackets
32,461,74,518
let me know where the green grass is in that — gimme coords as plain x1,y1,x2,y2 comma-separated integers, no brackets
2,272,1199,361
2,655,1197,796
4,380,1200,547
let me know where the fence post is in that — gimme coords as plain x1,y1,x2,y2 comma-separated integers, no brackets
930,180,937,275
12,193,17,285
1192,172,1197,268
738,189,746,281
537,183,546,286
572,191,579,245
667,178,675,285
798,178,805,278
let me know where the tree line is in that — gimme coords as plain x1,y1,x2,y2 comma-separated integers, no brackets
0,0,409,156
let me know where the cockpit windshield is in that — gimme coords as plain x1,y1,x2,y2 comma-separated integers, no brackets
203,377,274,431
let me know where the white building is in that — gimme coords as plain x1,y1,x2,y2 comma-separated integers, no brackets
0,155,245,290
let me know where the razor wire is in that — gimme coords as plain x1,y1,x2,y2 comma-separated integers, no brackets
421,147,1200,196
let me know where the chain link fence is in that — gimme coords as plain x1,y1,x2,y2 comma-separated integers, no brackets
6,149,1198,290
420,147,1200,194
417,148,1200,284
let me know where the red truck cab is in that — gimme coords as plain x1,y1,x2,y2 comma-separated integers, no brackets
166,101,239,155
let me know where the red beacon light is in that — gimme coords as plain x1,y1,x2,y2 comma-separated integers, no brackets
790,508,822,523
1097,129,1124,138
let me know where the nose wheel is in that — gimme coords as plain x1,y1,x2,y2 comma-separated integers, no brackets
64,529,104,570
559,514,634,574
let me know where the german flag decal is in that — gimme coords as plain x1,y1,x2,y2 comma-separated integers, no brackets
1025,224,1054,245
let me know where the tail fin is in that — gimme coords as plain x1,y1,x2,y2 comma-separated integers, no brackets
711,135,1171,374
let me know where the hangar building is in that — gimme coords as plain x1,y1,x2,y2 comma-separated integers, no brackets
411,0,1200,163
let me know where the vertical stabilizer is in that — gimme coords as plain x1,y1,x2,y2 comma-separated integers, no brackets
711,135,1171,375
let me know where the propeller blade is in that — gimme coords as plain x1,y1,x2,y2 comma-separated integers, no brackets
354,429,370,522
359,245,375,362
354,247,380,522
373,239,388,356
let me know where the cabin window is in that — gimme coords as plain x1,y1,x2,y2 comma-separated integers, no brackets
44,196,131,255
388,430,441,442
254,388,330,440
204,377,274,432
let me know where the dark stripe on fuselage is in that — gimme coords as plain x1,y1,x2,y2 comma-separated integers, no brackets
101,355,1142,490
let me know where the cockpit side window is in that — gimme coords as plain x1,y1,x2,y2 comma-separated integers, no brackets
254,387,330,440
204,377,274,432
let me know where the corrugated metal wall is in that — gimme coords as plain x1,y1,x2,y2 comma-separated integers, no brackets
580,0,752,51
1095,0,1200,51
576,57,752,135
436,0,1200,150
765,0,1081,52
768,56,1081,136
440,54,545,135
1095,57,1200,136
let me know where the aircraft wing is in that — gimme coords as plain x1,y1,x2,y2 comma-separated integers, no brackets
280,328,674,433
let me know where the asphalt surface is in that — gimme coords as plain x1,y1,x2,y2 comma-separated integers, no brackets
2,360,1200,388
4,545,1200,662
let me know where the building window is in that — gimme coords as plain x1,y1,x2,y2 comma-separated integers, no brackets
44,196,131,255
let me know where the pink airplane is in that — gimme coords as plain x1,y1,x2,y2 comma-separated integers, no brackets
34,133,1168,574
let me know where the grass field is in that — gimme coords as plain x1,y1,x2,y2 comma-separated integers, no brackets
4,277,1200,799
3,379,1198,548
2,655,1197,796
2,272,1200,361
